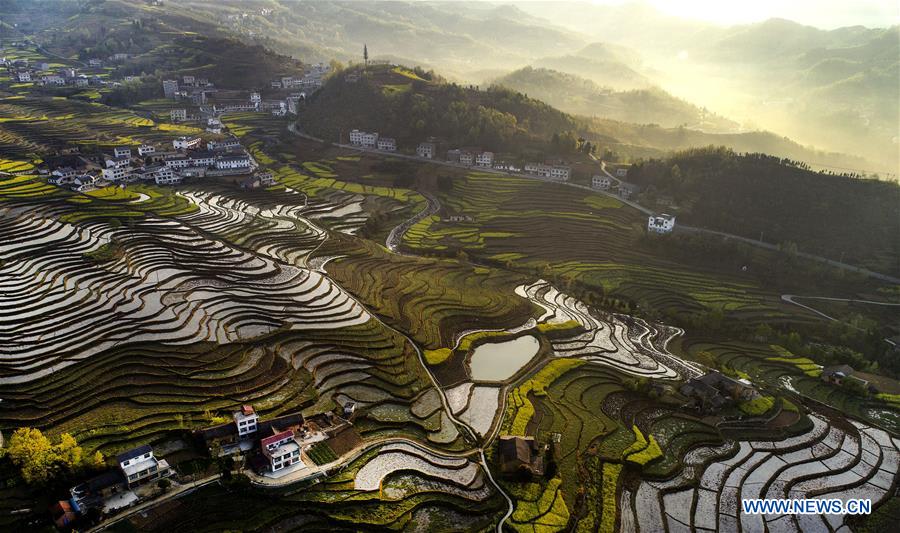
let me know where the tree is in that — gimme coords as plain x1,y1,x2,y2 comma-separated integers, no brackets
157,478,171,492
363,44,368,69
6,428,53,484
6,428,98,485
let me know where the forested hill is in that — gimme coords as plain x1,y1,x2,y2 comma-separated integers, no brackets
300,64,580,155
627,147,900,275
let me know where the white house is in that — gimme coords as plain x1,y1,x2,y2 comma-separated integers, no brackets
173,136,201,150
41,75,65,86
88,58,102,68
416,142,435,159
475,151,494,168
215,154,252,170
138,144,156,156
234,405,259,438
182,75,195,86
548,165,570,181
154,170,182,186
207,137,242,152
349,129,378,148
616,168,628,178
15,71,31,82
261,430,301,472
459,151,475,166
105,156,131,169
72,174,98,192
377,137,396,152
102,165,132,182
50,167,78,183
592,175,611,190
525,164,570,181
250,92,261,106
116,445,171,488
170,108,187,122
647,214,676,234
113,146,131,159
73,77,89,87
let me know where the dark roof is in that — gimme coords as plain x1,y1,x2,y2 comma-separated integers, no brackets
257,412,304,435
86,469,124,491
823,364,854,376
499,436,532,466
116,444,152,464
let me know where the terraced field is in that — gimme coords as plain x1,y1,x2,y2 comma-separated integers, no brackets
628,413,899,532
0,180,460,454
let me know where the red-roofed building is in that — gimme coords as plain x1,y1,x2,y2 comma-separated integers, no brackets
261,429,300,472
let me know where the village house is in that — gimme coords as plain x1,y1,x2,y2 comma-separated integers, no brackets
88,59,102,68
446,149,461,163
49,166,78,184
498,435,546,477
138,144,155,156
525,163,571,181
475,151,494,167
170,108,187,122
60,67,77,78
647,214,676,234
116,444,171,488
173,136,202,150
680,371,757,413
617,181,640,199
40,75,65,86
349,129,378,148
377,137,397,152
105,155,131,169
234,405,259,438
261,429,302,472
592,175,612,190
102,165,133,183
207,137,242,152
154,169,181,186
459,151,475,166
162,79,178,99
113,146,131,159
112,53,129,62
15,70,31,82
416,142,436,159
71,174,98,192
215,153,252,170
616,168,628,178
50,500,77,530
821,365,871,390
73,77,89,87
182,75,195,86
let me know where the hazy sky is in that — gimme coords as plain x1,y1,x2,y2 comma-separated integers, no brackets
590,0,899,28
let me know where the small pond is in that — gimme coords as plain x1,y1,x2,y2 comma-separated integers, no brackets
468,335,540,381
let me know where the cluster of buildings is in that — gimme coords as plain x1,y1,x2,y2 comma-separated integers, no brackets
679,371,758,413
2,50,140,91
349,129,396,152
61,443,172,525
2,58,96,88
269,63,330,90
196,403,360,477
46,134,259,191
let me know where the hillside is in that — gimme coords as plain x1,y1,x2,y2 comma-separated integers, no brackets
299,64,579,156
1,0,306,94
494,67,738,131
301,64,879,174
627,147,900,275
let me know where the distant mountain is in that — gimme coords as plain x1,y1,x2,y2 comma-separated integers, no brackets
493,67,738,131
175,0,589,79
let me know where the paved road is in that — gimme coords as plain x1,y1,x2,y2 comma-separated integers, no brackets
288,123,900,285
87,474,222,532
782,294,900,346
385,190,439,251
